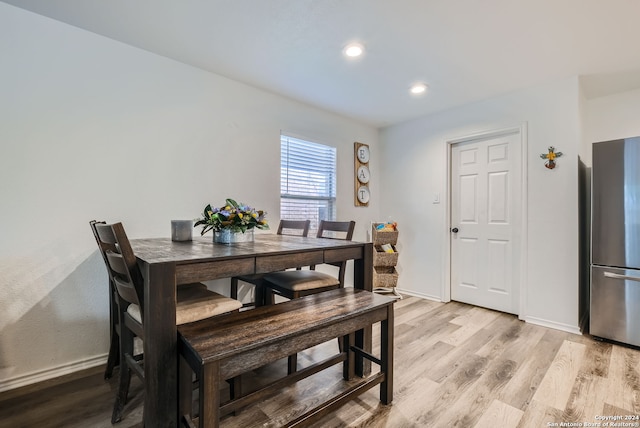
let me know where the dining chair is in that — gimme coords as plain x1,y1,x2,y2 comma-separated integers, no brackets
92,221,243,424
262,220,356,373
230,219,310,307
89,220,121,380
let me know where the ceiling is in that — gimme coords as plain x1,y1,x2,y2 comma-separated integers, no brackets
5,0,640,128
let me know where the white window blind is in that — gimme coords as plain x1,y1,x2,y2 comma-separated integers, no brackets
280,134,336,231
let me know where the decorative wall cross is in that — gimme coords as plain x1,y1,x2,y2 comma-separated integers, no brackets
540,146,563,169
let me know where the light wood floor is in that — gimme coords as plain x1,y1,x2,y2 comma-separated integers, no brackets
2,297,639,428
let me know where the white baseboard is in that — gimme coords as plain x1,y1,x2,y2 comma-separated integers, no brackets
524,316,582,335
395,289,583,336
0,354,107,393
396,288,442,302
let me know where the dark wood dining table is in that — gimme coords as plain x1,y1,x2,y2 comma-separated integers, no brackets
130,233,373,427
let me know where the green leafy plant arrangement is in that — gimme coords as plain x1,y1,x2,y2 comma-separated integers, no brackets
194,198,269,235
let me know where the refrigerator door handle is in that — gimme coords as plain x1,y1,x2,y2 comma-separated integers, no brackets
604,271,640,282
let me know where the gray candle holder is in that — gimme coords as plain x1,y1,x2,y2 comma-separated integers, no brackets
171,220,193,241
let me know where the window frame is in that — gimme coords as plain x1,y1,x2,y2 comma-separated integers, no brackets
280,133,337,232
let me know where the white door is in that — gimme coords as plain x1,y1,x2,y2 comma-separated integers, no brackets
450,130,521,314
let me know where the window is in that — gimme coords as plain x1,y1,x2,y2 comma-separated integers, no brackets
280,134,336,232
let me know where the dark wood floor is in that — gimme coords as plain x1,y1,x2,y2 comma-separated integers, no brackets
2,296,639,428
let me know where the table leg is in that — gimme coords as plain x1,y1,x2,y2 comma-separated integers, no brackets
354,243,373,376
143,262,178,427
354,242,373,292
381,303,394,404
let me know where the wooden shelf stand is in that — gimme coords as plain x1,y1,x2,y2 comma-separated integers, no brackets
372,224,402,299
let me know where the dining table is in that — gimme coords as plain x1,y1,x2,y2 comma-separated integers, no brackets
130,233,373,427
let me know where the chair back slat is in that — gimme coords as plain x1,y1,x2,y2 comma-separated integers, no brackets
106,251,130,278
90,220,116,280
277,220,311,237
112,276,140,307
314,220,356,284
94,222,117,246
316,220,356,240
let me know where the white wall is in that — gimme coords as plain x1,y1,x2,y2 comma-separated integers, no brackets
380,77,581,332
0,3,379,390
584,86,640,147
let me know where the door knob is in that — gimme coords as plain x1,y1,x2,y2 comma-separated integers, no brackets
451,227,459,233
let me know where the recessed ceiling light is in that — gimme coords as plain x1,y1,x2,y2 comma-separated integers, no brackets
410,82,428,95
344,43,364,58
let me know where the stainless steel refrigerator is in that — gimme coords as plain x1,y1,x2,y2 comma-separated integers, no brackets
591,136,640,346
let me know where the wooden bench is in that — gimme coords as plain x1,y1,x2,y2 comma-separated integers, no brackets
178,288,395,428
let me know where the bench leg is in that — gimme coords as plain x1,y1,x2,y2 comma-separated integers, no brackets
380,304,394,404
229,376,241,400
355,325,373,377
230,277,239,300
342,333,355,381
228,376,241,416
264,288,276,306
200,362,221,428
287,354,298,375
254,282,265,307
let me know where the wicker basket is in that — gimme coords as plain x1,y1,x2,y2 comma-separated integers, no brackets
373,231,398,246
373,266,399,288
373,245,399,266
372,224,399,246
